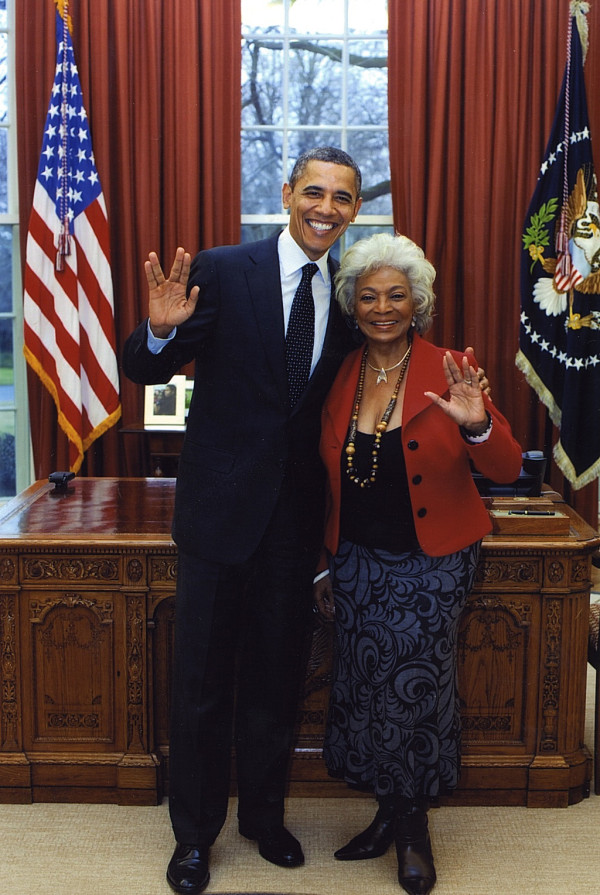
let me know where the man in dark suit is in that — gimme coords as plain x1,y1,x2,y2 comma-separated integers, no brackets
122,147,362,895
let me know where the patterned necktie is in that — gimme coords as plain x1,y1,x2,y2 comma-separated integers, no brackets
285,262,318,407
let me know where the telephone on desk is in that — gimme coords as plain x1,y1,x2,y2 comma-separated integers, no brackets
471,450,546,498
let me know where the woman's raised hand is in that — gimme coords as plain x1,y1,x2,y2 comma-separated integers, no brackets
424,351,489,434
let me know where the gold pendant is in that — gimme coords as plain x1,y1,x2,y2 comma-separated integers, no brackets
376,368,388,385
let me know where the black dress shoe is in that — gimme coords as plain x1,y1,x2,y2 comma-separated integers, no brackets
395,806,436,895
334,803,396,860
166,843,210,894
240,824,305,867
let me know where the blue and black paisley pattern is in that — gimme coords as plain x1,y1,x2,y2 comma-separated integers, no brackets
324,539,480,800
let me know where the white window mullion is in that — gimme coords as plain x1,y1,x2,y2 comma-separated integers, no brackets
340,0,349,153
280,0,290,190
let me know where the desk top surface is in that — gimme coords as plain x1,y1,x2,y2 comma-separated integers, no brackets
0,477,175,541
0,477,598,551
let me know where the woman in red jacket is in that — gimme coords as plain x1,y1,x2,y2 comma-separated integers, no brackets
313,233,522,895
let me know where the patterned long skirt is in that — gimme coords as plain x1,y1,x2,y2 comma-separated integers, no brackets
323,539,480,800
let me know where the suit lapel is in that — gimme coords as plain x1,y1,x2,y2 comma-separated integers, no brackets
302,261,337,387
244,234,289,406
402,334,449,426
323,349,363,448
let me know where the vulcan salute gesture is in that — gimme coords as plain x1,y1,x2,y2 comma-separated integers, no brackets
145,246,200,338
425,351,491,436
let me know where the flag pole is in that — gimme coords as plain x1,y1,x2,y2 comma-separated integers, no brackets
23,0,121,472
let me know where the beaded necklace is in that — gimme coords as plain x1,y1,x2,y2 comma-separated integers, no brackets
345,344,412,488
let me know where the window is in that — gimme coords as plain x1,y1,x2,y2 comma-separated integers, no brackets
241,0,392,255
0,0,28,500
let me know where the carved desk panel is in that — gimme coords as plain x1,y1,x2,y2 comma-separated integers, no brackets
0,479,597,806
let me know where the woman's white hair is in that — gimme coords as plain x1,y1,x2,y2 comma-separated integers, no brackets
334,232,436,334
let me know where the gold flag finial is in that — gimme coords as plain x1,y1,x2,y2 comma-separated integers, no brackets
54,0,73,34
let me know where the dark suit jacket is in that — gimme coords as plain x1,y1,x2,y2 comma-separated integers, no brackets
123,234,355,563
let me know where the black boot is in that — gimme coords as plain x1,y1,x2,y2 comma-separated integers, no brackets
395,800,436,895
334,797,396,860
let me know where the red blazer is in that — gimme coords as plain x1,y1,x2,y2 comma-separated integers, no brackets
319,333,523,559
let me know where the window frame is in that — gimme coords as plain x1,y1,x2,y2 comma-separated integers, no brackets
0,0,32,501
241,0,393,252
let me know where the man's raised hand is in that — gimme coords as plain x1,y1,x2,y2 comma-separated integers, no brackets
145,247,200,338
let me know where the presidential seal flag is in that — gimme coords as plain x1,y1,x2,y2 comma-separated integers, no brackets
23,0,121,473
516,1,600,490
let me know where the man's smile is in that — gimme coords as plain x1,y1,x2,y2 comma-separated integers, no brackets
307,219,336,232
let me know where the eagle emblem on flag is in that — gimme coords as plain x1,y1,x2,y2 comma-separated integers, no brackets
525,166,600,326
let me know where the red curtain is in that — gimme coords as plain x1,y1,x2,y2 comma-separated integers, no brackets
389,0,599,525
16,0,241,478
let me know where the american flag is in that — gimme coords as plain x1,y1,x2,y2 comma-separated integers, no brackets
23,3,120,473
516,3,600,490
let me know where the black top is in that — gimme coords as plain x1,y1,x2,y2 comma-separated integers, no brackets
340,427,419,552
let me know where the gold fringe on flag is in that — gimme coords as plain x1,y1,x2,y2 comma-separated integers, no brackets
571,0,590,63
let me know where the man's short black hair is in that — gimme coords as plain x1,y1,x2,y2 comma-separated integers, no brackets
288,146,362,197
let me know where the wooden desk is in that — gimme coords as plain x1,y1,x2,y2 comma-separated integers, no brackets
0,478,597,806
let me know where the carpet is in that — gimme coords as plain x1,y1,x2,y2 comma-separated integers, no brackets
2,784,600,894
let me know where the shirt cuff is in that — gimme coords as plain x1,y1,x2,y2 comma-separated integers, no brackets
147,319,177,354
462,413,493,443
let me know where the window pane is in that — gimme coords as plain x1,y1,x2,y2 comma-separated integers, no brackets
348,0,387,33
345,223,394,247
1,1,27,500
0,129,7,212
242,39,284,127
241,223,283,244
347,130,392,214
0,225,11,311
242,130,284,214
242,0,284,32
0,409,15,498
287,129,346,162
0,317,13,394
289,0,345,34
288,41,343,127
347,39,388,128
0,32,6,125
